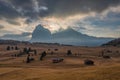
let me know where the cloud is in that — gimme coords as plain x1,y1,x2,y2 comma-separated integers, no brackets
0,32,32,41
32,0,48,13
72,9,120,38
0,0,21,19
0,25,4,29
1,0,120,20
39,0,120,17
6,19,21,25
9,0,48,22
0,0,48,24
0,0,120,38
0,0,119,23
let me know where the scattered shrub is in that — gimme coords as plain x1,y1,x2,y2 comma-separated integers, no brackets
11,46,14,50
6,46,10,50
48,49,51,51
52,58,64,63
40,51,46,61
54,49,58,51
84,59,94,65
67,50,72,56
26,55,30,63
15,46,19,50
103,56,111,59
34,50,37,55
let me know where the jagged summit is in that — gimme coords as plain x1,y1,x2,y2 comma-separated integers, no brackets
53,28,89,39
30,24,113,46
35,24,45,30
30,24,52,42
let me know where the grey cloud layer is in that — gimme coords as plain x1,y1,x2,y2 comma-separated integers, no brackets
0,32,32,41
0,0,20,19
0,0,120,20
0,0,120,39
6,19,21,26
43,0,120,17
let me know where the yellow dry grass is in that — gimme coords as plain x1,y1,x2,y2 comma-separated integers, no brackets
0,44,120,80
0,64,120,80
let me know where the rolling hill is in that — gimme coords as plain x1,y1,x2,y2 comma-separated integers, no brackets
102,38,120,47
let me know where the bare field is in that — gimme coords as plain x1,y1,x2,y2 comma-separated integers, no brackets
0,44,120,80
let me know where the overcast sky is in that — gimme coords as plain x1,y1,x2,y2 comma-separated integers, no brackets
0,0,120,40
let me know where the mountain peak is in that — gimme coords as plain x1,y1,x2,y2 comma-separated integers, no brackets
35,24,44,30
102,38,120,46
65,28,77,32
30,25,113,46
66,27,75,30
30,24,52,42
53,27,86,39
56,27,80,35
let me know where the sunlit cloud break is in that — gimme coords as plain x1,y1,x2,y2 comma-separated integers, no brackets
0,0,120,40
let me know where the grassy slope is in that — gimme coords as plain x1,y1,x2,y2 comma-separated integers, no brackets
0,64,120,80
0,45,120,80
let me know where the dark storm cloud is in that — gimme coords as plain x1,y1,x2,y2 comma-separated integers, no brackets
10,0,34,15
10,0,33,9
0,0,48,23
1,0,120,19
0,0,21,19
40,0,120,17
10,0,48,20
83,12,120,28
0,0,120,23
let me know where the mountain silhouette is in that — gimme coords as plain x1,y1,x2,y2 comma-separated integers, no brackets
52,28,113,46
53,28,94,40
30,24,52,42
102,38,120,47
30,24,114,46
